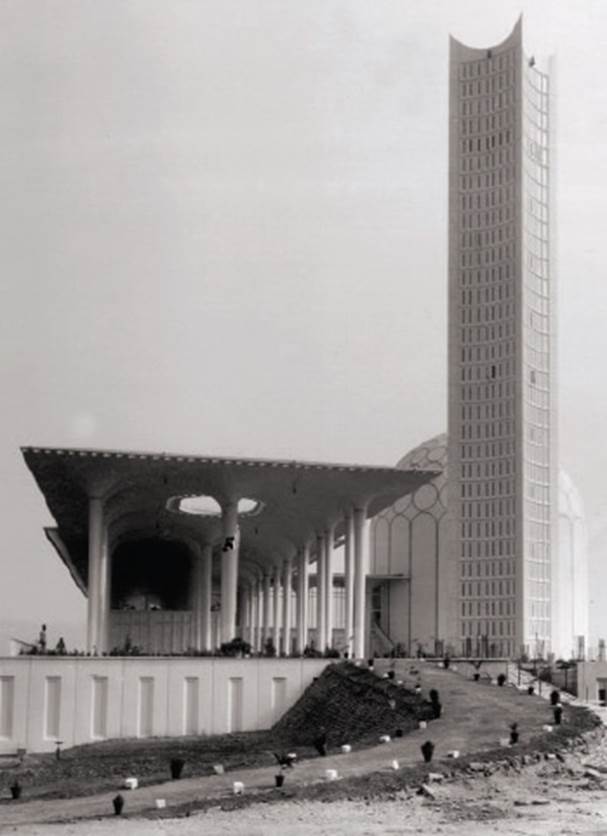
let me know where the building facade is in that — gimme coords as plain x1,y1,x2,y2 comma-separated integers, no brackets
370,435,588,660
447,19,557,657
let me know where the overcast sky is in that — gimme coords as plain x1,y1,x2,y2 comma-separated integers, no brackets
2,0,606,646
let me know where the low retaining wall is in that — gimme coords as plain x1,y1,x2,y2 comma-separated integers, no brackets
0,657,330,754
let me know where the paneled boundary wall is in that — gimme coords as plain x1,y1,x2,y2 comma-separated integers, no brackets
0,657,330,754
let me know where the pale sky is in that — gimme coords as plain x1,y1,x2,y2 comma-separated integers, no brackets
2,0,606,646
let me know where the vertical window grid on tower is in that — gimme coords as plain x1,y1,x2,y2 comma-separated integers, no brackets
453,46,519,658
521,62,552,656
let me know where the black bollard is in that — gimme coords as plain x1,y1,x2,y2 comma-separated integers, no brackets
527,685,535,695
550,690,560,706
113,794,125,815
10,780,22,800
421,740,435,763
275,773,285,788
313,731,327,757
509,723,519,745
170,758,185,780
497,674,506,687
432,701,442,719
553,705,563,726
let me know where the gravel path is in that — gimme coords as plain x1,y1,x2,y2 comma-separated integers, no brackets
6,739,607,836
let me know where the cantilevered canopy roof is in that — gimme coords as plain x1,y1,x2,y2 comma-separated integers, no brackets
21,446,438,594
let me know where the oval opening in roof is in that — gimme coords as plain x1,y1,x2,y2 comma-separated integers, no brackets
170,495,262,517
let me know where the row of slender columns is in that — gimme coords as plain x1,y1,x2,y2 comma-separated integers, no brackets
312,507,367,657
238,506,368,658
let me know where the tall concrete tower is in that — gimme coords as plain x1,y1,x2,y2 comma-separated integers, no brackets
447,18,557,658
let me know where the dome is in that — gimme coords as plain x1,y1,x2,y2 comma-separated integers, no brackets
559,469,585,521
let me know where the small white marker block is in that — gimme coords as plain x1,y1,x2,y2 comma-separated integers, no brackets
447,750,460,759
325,769,339,781
452,665,458,671
213,764,225,775
340,744,351,754
542,724,553,732
382,673,389,679
418,721,427,730
233,781,244,795
123,777,138,790
397,679,403,685
391,759,400,770
155,799,166,809
287,752,297,761
379,734,391,743
499,737,510,747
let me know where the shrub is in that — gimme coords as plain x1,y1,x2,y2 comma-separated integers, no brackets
264,638,277,658
220,637,251,657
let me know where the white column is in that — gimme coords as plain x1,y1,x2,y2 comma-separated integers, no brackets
258,578,265,651
296,544,310,653
282,557,294,656
190,545,202,650
246,583,254,644
220,501,240,644
344,511,355,657
249,579,258,650
316,533,326,652
273,564,282,651
263,572,272,647
201,544,213,651
98,528,111,654
252,576,261,652
87,496,105,654
353,505,368,659
324,525,335,650
240,583,251,643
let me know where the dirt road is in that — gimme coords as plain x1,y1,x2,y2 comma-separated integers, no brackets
5,739,607,836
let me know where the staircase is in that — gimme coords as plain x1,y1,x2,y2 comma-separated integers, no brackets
506,665,576,703
370,621,395,656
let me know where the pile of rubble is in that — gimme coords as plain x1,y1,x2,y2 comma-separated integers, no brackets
273,662,434,747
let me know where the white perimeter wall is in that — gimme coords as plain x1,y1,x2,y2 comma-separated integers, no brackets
0,657,330,754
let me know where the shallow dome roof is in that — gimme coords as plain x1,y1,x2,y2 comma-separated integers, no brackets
559,469,585,520
396,432,447,474
394,432,584,522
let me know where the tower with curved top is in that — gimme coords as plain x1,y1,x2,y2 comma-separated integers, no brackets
447,18,557,657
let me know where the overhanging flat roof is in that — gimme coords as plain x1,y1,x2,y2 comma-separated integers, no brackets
21,446,438,593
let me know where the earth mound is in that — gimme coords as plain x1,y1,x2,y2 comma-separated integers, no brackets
273,661,434,746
